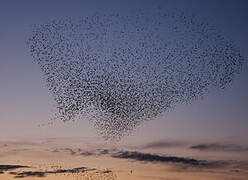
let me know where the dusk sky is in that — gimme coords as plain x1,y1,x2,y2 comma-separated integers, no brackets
1,1,248,180
1,0,248,144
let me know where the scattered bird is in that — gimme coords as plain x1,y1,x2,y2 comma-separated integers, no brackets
27,9,245,140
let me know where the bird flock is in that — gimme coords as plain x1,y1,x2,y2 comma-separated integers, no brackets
27,10,244,140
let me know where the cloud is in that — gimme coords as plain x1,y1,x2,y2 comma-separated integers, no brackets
0,165,29,172
52,149,60,153
140,141,185,149
102,170,112,174
12,149,29,152
77,148,82,152
8,167,116,179
58,148,111,156
112,151,208,166
99,149,109,155
1,141,38,146
111,151,231,169
10,171,46,178
190,143,248,152
1,144,8,147
61,148,77,155
9,167,90,178
80,151,95,156
80,149,114,156
52,148,112,157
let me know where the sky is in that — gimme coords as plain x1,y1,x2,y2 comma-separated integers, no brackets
0,0,248,146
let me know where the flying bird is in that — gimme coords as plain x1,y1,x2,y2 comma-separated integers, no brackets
27,10,244,140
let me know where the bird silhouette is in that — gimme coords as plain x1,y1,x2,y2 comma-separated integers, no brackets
27,9,245,140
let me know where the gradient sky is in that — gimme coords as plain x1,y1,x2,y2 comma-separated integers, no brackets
0,0,248,145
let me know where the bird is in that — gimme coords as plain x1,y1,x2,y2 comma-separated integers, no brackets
27,8,245,140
